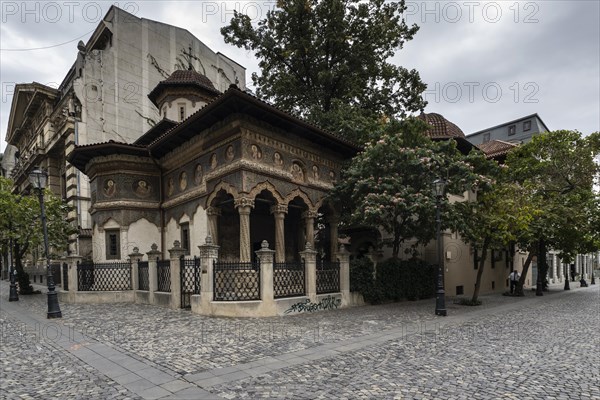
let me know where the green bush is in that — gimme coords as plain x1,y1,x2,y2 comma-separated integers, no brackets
350,257,436,304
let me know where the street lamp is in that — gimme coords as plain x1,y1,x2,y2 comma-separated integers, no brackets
29,168,62,319
433,178,447,316
8,227,18,302
563,262,570,290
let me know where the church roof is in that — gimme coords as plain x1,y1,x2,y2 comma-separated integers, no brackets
133,118,178,146
147,84,360,158
147,69,221,107
477,139,518,159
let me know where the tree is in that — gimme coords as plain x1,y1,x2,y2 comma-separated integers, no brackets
0,177,75,294
221,0,427,142
451,152,536,302
331,117,483,258
505,131,600,295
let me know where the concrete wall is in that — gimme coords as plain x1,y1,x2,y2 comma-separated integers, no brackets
127,218,161,259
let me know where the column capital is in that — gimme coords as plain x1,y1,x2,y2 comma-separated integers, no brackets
234,197,255,211
206,206,222,217
270,204,288,215
302,210,318,219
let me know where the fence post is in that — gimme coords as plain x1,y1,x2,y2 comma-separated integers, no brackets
169,240,186,309
129,247,143,292
256,240,276,315
66,255,82,293
337,244,350,306
198,235,219,314
299,242,318,303
146,244,161,304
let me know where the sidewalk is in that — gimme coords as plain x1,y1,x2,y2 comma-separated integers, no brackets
2,280,598,399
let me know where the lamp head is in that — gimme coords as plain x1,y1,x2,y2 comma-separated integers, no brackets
29,168,48,190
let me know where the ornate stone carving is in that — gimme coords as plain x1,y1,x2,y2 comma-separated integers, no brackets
291,162,305,182
210,153,218,169
270,204,288,215
312,165,319,180
234,197,255,210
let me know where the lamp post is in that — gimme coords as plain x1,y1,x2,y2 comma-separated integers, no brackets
29,168,62,319
591,253,596,285
433,178,447,316
8,228,19,302
564,262,570,290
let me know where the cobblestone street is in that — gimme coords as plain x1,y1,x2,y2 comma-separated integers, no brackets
1,282,598,399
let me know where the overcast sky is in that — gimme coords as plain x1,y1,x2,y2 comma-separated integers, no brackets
1,1,599,153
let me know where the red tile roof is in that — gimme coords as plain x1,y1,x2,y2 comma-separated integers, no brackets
477,140,518,158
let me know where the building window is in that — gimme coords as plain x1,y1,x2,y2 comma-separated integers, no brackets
523,120,532,131
106,230,120,260
508,125,516,136
483,132,490,143
180,222,190,255
456,285,464,295
179,104,186,122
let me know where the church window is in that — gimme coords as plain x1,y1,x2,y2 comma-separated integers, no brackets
106,230,120,260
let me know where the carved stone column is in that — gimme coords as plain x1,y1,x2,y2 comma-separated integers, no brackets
206,207,221,245
337,244,350,306
270,204,288,263
235,197,254,262
327,216,339,262
303,210,318,249
147,243,162,304
169,240,187,309
128,247,144,293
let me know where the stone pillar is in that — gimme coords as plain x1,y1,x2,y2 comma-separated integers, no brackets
129,247,143,291
66,255,82,292
299,242,318,303
303,210,317,249
328,216,339,262
147,244,161,304
206,207,221,245
337,244,350,306
270,204,288,263
256,240,276,315
198,235,219,314
235,197,254,262
169,240,186,309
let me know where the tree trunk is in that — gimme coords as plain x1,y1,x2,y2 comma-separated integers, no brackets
14,242,34,294
472,239,490,303
515,248,537,296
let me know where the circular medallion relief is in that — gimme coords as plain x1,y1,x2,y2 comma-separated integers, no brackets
179,171,188,191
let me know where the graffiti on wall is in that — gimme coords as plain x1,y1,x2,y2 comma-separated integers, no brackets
284,295,341,314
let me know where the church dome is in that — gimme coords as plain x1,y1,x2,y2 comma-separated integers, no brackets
418,112,466,139
148,69,221,108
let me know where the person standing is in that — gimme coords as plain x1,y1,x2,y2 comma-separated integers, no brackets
509,270,520,294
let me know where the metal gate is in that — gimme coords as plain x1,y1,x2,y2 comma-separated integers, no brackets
180,256,200,309
62,263,69,291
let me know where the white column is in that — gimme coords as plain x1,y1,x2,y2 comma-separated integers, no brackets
271,205,288,263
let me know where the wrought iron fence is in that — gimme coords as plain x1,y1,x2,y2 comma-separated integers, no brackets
62,262,69,291
180,256,200,309
213,261,260,301
316,261,340,294
157,259,171,292
274,261,305,298
50,263,61,285
138,261,149,291
77,261,132,291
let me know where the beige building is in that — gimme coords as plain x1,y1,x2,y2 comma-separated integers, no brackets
4,5,246,259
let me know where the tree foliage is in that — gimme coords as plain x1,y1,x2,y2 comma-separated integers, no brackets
504,130,600,294
221,0,426,142
331,118,485,258
0,177,75,294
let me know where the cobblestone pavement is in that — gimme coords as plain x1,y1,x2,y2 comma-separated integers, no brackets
1,281,598,399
